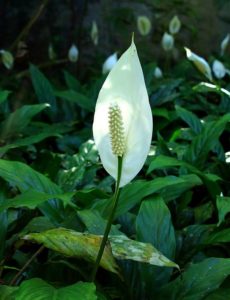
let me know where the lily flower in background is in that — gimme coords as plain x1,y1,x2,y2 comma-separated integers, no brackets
68,44,79,63
161,32,174,51
93,40,153,187
154,66,163,79
48,43,56,60
137,15,152,36
0,50,14,69
102,53,118,74
169,15,181,35
185,47,213,81
220,33,230,56
91,21,99,46
212,60,226,79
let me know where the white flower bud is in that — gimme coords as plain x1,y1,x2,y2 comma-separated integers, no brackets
91,21,99,46
161,32,174,51
102,53,118,74
48,43,56,60
169,15,181,35
154,66,163,79
220,34,230,56
0,50,14,70
185,47,213,81
212,60,226,79
137,16,152,36
68,44,79,63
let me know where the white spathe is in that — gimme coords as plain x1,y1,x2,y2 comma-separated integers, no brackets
137,15,152,36
102,53,118,74
161,32,174,51
220,34,230,56
0,49,14,69
185,47,213,82
68,44,79,62
93,40,153,187
212,60,226,79
154,66,163,79
169,15,181,35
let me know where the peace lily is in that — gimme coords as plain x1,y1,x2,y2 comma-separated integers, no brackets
185,47,213,82
220,33,230,56
212,60,226,79
102,53,118,74
92,39,153,280
154,66,163,79
161,32,174,52
48,43,56,60
0,50,14,69
169,15,181,35
68,44,79,62
91,21,99,46
137,15,152,36
94,40,152,187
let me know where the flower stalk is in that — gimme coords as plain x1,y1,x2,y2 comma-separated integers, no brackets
91,156,123,281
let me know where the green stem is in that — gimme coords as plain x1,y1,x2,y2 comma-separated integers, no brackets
91,156,123,281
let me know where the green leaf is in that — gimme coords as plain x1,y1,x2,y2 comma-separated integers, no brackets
204,228,230,244
183,113,230,167
158,258,230,300
30,64,57,111
94,177,192,218
204,288,230,300
0,285,18,300
175,105,202,134
77,209,121,235
15,278,96,300
0,90,11,105
55,90,94,111
0,159,64,223
24,228,179,274
0,159,61,194
136,196,176,289
0,104,49,140
216,195,230,226
64,70,81,91
0,189,75,212
24,228,119,275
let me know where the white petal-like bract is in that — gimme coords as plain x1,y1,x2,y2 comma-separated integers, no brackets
154,66,163,79
93,40,153,187
169,15,181,35
91,21,99,46
161,32,174,52
137,16,152,36
212,60,226,79
0,50,14,69
220,34,230,56
185,47,213,81
68,44,79,63
102,53,118,74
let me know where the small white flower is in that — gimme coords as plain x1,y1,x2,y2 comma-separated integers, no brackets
91,21,99,46
93,40,153,187
48,43,56,60
212,60,226,79
102,53,118,74
169,15,181,35
137,16,152,36
0,50,14,69
154,66,163,79
161,32,174,52
68,44,79,63
220,34,230,56
185,47,213,81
